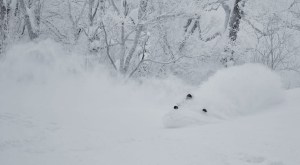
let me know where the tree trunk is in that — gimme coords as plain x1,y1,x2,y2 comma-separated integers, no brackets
228,0,243,42
222,0,245,67
0,0,7,54
119,22,126,73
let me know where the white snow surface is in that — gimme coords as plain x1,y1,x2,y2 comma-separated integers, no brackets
0,40,300,165
164,64,284,128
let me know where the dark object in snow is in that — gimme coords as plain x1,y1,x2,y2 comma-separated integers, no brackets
173,94,193,110
186,94,193,100
202,109,207,113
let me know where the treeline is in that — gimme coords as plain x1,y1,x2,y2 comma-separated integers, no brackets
1,0,300,79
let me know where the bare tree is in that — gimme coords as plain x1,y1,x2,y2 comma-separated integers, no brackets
84,0,101,52
19,0,38,40
102,0,149,74
123,0,148,73
253,26,299,71
67,0,87,43
33,0,42,34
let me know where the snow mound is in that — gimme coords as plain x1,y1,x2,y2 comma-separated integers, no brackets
164,63,284,128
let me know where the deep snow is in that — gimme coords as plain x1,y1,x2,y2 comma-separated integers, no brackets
0,40,300,165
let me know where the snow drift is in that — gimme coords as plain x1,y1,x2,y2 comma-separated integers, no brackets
163,63,285,128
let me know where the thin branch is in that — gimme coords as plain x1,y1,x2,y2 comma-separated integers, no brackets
92,0,100,21
140,12,185,26
67,0,75,26
203,32,221,42
143,54,209,65
242,17,266,36
41,19,69,43
110,0,120,15
75,0,88,25
289,0,300,9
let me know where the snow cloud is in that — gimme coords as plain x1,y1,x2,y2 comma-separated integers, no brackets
164,63,285,128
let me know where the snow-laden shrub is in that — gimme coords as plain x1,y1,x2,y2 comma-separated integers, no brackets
163,63,284,128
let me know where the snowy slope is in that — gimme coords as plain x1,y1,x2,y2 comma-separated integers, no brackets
0,41,300,165
1,79,300,165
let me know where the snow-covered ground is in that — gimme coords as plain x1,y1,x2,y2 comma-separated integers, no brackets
0,41,300,165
